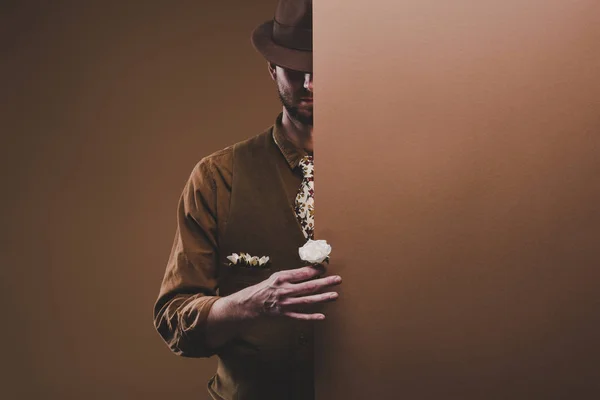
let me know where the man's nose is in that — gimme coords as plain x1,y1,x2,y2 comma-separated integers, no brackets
303,73,313,92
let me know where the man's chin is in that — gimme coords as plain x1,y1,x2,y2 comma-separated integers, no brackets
285,106,313,126
296,114,313,126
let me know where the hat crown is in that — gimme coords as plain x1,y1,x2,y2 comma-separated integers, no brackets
275,0,312,29
250,0,313,72
271,0,312,52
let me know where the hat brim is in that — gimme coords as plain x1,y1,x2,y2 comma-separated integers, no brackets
251,20,313,73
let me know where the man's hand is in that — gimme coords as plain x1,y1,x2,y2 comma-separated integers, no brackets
205,265,341,349
231,265,341,321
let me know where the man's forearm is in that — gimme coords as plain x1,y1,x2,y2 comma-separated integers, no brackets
204,293,258,349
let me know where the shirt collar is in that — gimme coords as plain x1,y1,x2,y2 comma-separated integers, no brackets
272,112,310,170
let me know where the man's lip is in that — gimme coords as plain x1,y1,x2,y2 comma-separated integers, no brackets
300,98,313,102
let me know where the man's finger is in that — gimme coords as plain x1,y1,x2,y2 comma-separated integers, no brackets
278,266,323,283
291,275,342,296
279,292,338,307
282,311,326,321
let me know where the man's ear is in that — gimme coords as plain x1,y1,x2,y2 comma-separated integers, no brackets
268,62,277,81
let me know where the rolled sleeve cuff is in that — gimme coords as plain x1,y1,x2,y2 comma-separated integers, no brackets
167,295,223,358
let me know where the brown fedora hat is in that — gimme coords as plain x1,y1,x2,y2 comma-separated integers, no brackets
251,0,312,72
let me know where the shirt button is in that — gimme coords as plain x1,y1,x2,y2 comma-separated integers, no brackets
298,333,308,346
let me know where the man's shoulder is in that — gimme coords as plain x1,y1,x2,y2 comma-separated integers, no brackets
227,125,274,152
192,125,274,177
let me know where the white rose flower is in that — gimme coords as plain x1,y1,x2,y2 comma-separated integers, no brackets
299,239,332,264
226,253,240,264
250,256,259,266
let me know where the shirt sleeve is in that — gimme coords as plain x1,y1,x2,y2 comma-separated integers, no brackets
153,158,224,358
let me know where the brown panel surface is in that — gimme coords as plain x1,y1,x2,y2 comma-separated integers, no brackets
1,1,279,399
314,1,599,399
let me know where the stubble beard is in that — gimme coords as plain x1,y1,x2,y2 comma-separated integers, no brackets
277,88,313,126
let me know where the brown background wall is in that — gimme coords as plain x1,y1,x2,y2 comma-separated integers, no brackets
2,1,599,399
1,1,279,399
314,0,599,399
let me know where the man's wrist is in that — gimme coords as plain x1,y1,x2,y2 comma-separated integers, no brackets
206,291,261,347
223,290,260,321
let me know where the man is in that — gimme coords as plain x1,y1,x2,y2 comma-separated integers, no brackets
153,1,341,399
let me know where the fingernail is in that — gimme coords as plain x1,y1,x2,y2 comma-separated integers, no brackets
334,276,342,283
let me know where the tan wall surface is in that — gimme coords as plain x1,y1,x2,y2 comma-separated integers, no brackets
314,1,599,399
3,1,599,399
1,1,279,399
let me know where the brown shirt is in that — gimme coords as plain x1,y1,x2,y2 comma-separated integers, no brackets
153,112,310,358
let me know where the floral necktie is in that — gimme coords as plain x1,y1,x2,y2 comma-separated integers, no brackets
294,154,315,240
